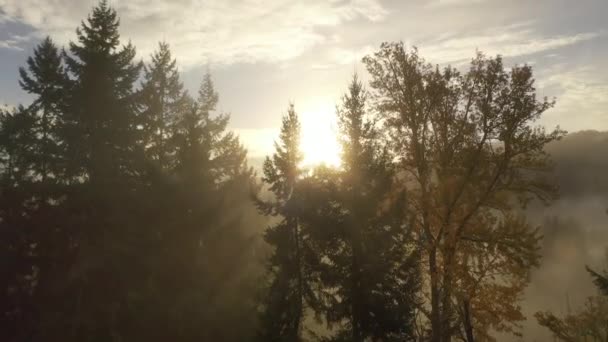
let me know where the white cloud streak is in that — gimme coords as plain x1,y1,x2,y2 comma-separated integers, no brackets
425,0,488,9
538,65,608,131
0,32,36,50
0,39,23,50
417,23,601,64
0,0,387,67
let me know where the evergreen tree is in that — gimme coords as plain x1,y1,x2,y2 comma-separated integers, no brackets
32,2,145,340
138,42,189,173
337,75,419,341
11,38,70,341
140,71,261,341
0,106,37,185
173,72,234,186
63,0,142,185
257,104,310,341
18,37,67,185
307,75,419,341
2,37,68,342
0,3,266,342
0,106,38,341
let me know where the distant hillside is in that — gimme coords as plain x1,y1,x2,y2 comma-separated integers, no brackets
546,130,608,197
515,130,608,341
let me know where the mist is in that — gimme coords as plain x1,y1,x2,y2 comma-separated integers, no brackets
515,131,608,341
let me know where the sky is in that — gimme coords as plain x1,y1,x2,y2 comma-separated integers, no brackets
1,0,607,160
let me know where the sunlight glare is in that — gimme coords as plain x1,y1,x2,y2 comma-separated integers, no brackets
299,99,341,168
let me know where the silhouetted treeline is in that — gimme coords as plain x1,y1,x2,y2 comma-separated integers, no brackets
0,2,263,341
0,1,568,341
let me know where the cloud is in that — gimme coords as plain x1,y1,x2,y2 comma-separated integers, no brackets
0,0,387,67
0,32,36,50
310,45,375,69
425,0,488,8
0,39,23,50
416,22,601,64
538,65,608,131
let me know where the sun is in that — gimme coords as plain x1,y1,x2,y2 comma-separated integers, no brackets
299,99,341,168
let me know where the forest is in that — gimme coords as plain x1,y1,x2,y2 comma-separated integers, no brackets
1,1,607,341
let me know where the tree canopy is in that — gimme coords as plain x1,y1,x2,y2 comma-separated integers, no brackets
0,3,567,342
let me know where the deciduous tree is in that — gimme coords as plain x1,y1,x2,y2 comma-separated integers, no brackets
363,42,564,341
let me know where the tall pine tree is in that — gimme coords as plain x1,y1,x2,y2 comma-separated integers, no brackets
63,0,142,186
144,71,261,341
10,38,70,342
37,2,145,340
0,3,266,341
309,75,420,341
172,72,248,186
0,106,39,341
19,37,67,185
257,104,311,341
138,42,189,173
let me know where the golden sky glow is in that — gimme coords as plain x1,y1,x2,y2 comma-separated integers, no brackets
299,98,341,168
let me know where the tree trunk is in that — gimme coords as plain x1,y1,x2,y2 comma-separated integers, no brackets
294,217,303,341
463,298,475,342
350,155,364,342
351,225,363,342
41,108,48,182
158,74,166,168
430,246,441,342
441,244,457,342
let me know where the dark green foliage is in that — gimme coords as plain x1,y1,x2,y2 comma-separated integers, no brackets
0,2,264,341
0,106,38,185
0,106,39,341
173,72,245,187
254,79,420,341
256,104,310,341
19,36,67,184
307,75,420,341
34,3,145,339
63,0,142,185
147,71,260,342
138,42,189,172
